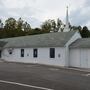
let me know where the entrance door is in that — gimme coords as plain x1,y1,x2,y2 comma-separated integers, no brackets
80,49,88,68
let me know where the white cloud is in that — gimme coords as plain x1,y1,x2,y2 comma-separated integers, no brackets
0,0,90,28
3,0,24,9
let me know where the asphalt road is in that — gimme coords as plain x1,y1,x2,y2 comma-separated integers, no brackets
0,62,90,90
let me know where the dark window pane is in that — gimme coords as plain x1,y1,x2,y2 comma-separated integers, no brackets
21,49,24,57
50,48,55,58
33,49,38,58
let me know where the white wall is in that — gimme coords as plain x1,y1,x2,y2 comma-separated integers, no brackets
1,47,66,67
87,49,90,68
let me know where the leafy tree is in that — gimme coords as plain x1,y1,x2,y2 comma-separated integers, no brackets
32,28,42,34
0,19,3,29
23,22,31,32
56,18,63,32
50,20,57,32
41,20,52,32
1,17,90,39
4,18,16,30
16,18,23,30
78,26,82,31
81,26,90,38
41,19,57,32
41,19,64,32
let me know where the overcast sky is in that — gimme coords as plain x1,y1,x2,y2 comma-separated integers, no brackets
0,0,90,28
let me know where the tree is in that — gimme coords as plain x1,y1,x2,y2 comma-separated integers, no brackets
23,22,31,32
41,19,52,32
4,18,16,30
41,19,65,32
41,19,57,32
16,18,23,30
0,19,3,29
56,18,62,32
78,26,82,31
81,26,90,38
51,20,57,32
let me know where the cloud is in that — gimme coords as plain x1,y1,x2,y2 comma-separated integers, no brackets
0,0,41,27
0,0,90,28
70,8,90,25
84,0,90,7
69,0,90,29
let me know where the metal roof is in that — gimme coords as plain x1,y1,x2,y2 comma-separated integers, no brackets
0,31,76,48
70,38,90,48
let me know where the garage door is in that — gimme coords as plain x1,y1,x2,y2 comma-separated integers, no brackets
80,49,88,68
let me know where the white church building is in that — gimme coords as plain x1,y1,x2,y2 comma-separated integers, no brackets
0,31,81,67
0,7,90,68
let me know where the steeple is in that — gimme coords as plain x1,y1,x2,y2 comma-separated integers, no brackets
64,6,70,32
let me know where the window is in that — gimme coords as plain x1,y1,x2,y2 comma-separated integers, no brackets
21,49,24,57
50,48,55,58
33,49,38,58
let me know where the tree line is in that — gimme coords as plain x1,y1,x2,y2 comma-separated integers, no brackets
0,17,89,39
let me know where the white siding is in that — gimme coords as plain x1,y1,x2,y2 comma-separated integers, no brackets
1,47,66,67
87,49,90,68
